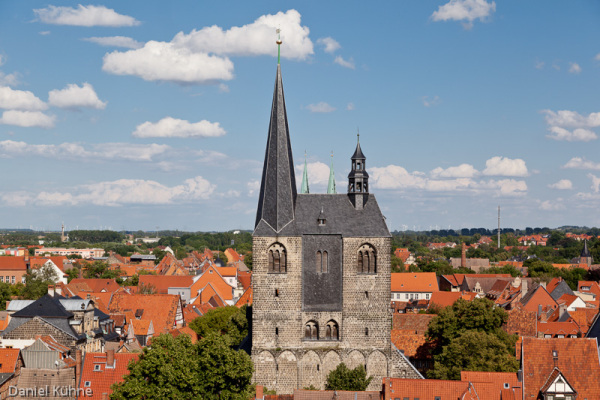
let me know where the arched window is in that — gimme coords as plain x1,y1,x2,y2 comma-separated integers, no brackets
325,320,339,340
268,243,287,273
322,251,328,273
316,251,322,273
316,251,329,273
357,244,377,274
305,321,318,340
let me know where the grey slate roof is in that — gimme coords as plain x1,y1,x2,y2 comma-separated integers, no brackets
12,295,73,318
255,64,297,233
6,300,34,312
254,194,390,238
581,240,591,257
550,280,575,301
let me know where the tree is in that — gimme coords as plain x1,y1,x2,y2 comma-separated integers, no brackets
325,363,373,391
110,333,253,400
428,330,520,380
82,261,121,279
22,264,59,300
189,306,248,346
391,255,404,272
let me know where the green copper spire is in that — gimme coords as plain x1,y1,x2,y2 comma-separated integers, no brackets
301,152,309,194
276,28,282,64
327,152,337,194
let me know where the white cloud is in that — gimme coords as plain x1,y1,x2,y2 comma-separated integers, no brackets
568,62,582,74
34,5,140,27
133,117,226,138
306,102,336,113
370,165,426,190
535,60,545,70
596,53,600,61
48,83,106,110
83,36,143,49
39,31,51,36
564,157,600,170
422,95,441,107
0,140,170,162
0,111,55,128
539,200,564,211
172,10,313,60
0,192,32,207
0,86,47,111
0,72,19,87
548,179,573,190
476,179,527,196
482,156,528,177
589,174,600,193
295,161,330,187
317,37,340,53
247,179,260,196
218,83,230,93
103,41,234,85
430,164,478,178
542,109,600,129
334,56,355,69
546,126,597,142
346,103,355,111
431,0,496,29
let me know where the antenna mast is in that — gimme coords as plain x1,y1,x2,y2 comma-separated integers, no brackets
497,206,501,249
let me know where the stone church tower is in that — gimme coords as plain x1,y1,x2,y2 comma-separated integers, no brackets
251,60,420,394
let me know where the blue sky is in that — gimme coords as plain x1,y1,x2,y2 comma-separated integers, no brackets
1,1,599,232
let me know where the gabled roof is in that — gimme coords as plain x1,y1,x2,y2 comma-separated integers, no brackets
11,295,72,318
429,291,462,308
385,378,481,399
169,326,198,344
505,303,537,337
0,348,20,374
138,275,194,293
568,307,597,334
238,270,251,290
391,272,438,292
540,367,576,395
537,321,581,336
521,337,600,399
0,257,27,271
108,293,180,335
79,352,139,400
392,313,435,333
235,286,253,308
68,278,120,293
548,278,575,301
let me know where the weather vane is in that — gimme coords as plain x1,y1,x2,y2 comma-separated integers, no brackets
276,28,282,64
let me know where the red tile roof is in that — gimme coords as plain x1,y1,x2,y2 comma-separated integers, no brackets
390,329,431,359
108,293,181,334
0,348,20,373
505,303,537,337
235,286,253,308
537,321,581,337
461,371,522,400
68,278,121,293
568,307,598,334
392,313,435,332
138,275,194,293
521,337,600,399
169,326,198,344
391,272,438,292
238,271,251,291
0,257,27,271
384,378,482,400
429,291,462,308
216,266,237,277
79,352,139,400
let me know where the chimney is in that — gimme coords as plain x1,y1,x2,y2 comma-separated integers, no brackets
48,285,55,297
106,349,115,368
540,311,547,323
55,285,62,296
521,280,528,297
75,350,82,384
255,385,264,400
559,303,566,319
461,243,467,268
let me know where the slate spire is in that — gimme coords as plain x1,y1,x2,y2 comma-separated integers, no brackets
301,152,309,194
581,239,591,258
255,63,297,231
348,132,369,209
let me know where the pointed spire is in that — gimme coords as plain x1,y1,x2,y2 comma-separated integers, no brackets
301,151,310,194
348,131,369,209
581,239,591,258
255,61,297,231
327,151,337,194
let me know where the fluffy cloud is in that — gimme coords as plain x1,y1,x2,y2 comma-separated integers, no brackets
31,176,215,207
569,62,582,74
430,164,478,178
102,10,312,85
103,41,234,84
247,179,260,196
317,37,340,53
295,161,330,187
423,95,441,107
334,56,355,69
133,117,226,138
0,87,47,111
539,200,564,211
0,111,55,128
48,83,106,110
482,156,528,177
431,0,496,28
0,72,19,87
563,157,600,170
548,179,573,190
370,164,526,196
83,36,143,49
0,140,170,162
34,5,140,27
306,102,336,113
171,10,313,60
589,174,600,193
542,110,600,129
546,126,597,142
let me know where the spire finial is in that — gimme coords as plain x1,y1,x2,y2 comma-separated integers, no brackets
276,28,282,64
357,128,360,143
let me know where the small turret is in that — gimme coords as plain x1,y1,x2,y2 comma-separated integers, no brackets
347,133,369,209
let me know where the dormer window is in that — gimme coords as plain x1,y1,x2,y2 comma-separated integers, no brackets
317,207,326,226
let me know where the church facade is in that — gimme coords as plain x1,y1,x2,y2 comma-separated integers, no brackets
251,63,420,393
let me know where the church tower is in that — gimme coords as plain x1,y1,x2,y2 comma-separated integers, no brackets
251,41,420,394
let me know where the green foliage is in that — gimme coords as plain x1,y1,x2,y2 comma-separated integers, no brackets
418,260,454,276
110,333,253,400
138,282,156,294
244,252,252,270
303,385,319,390
325,363,373,391
22,265,60,300
426,298,518,379
0,282,15,310
428,331,520,380
82,261,122,279
526,260,587,290
67,230,124,243
65,267,80,283
189,306,248,346
481,264,522,277
391,255,404,272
